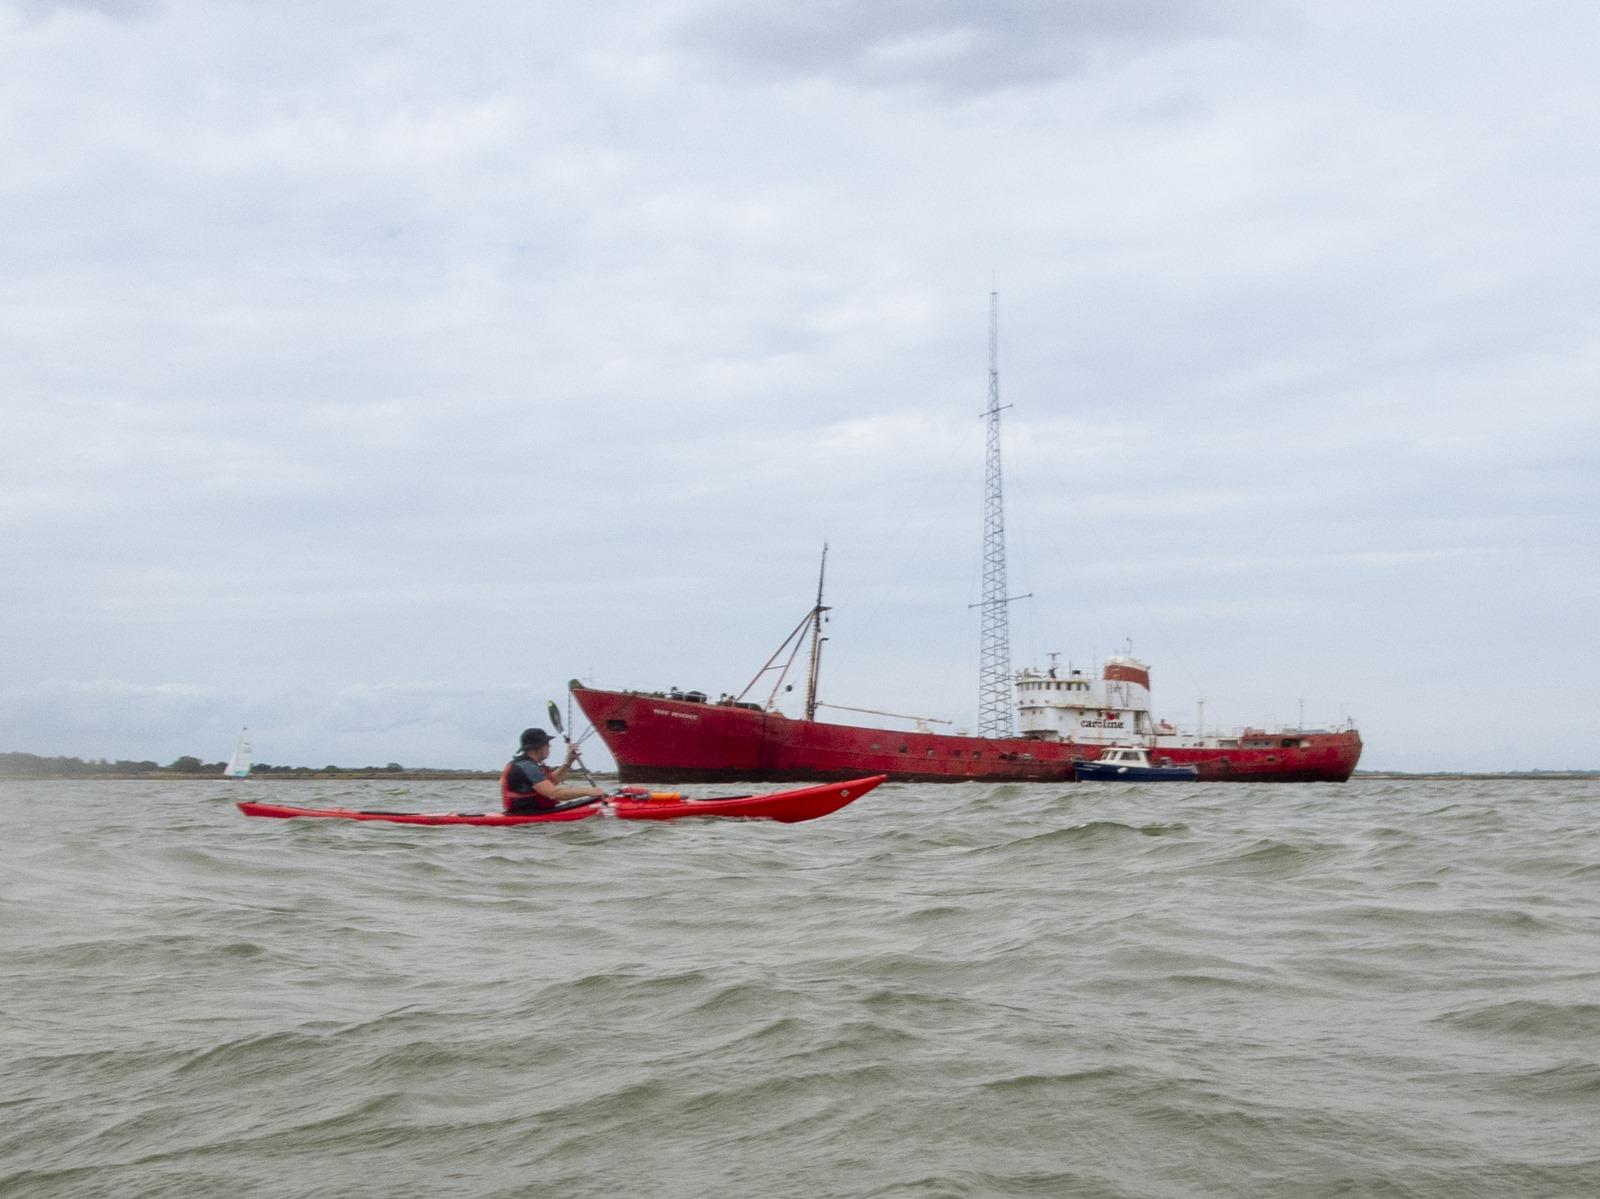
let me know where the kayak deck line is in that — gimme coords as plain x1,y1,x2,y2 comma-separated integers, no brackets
237,775,888,827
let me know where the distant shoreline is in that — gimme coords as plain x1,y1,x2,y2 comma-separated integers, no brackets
1,770,547,782
1351,771,1598,780
2,770,1594,783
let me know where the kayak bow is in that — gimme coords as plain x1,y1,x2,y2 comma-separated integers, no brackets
236,775,886,827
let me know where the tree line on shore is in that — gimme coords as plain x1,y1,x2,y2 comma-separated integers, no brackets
0,752,421,778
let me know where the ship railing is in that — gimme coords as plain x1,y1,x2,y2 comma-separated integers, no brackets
1151,717,1359,739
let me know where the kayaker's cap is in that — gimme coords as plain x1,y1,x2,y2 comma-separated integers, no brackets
520,727,553,748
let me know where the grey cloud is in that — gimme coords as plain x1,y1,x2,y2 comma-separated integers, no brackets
7,0,156,19
679,0,1263,95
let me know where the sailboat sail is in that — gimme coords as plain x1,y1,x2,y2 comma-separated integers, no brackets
223,728,252,779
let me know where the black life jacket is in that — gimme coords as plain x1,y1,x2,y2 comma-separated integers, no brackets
501,754,554,812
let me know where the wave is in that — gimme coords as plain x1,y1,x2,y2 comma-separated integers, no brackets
1193,837,1336,878
973,820,1192,855
1434,999,1600,1040
1491,1060,1600,1102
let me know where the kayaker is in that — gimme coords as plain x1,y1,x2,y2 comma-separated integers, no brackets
501,727,606,813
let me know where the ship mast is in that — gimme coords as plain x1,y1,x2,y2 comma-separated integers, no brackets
803,543,829,721
977,292,1024,737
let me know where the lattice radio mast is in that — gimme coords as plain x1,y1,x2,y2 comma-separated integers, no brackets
977,291,1024,737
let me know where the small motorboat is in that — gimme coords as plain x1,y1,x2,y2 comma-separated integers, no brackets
1074,746,1199,782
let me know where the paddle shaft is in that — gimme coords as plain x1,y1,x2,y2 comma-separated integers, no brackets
547,700,599,789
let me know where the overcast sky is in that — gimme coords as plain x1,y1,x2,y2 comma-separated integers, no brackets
3,0,1596,772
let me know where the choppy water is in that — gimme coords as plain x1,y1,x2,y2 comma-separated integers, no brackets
3,778,1598,1198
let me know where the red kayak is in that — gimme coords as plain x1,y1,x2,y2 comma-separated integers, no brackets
236,775,886,827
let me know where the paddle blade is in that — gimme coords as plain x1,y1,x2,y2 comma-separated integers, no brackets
546,700,565,736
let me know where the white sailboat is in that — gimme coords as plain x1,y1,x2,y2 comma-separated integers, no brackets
222,728,252,779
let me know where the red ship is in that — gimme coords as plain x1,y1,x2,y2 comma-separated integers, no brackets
571,654,1361,786
571,569,1361,784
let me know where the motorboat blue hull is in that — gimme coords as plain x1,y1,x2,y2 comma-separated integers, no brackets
1074,761,1199,782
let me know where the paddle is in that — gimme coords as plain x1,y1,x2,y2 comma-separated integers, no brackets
547,700,600,790
547,795,608,813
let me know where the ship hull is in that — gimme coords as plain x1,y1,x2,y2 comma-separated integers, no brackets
572,686,1362,784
